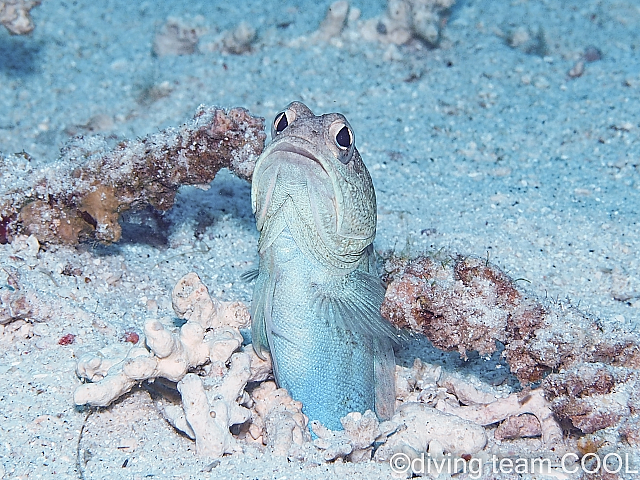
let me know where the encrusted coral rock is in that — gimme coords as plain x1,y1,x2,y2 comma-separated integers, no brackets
383,253,640,439
0,0,40,34
620,416,640,447
382,254,640,386
381,254,548,382
494,413,542,440
2,106,265,245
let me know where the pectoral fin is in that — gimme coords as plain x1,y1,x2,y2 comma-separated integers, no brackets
250,273,271,360
240,269,259,282
311,269,405,343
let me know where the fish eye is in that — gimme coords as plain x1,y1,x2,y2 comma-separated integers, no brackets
274,111,289,134
328,121,355,164
335,125,352,149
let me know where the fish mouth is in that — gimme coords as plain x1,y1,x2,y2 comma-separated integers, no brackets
268,140,324,167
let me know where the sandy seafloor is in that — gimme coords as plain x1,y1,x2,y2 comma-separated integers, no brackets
0,0,639,478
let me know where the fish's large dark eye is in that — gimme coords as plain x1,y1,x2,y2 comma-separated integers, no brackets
274,112,288,133
335,126,352,149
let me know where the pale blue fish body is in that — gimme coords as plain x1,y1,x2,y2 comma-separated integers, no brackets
250,102,399,430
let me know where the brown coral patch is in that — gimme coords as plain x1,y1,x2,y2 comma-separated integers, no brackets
543,365,615,398
495,414,542,440
381,251,640,396
80,186,122,243
18,200,92,244
550,398,621,434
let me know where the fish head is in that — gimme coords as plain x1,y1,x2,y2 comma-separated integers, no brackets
251,102,376,266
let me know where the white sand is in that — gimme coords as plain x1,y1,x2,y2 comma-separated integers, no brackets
0,0,638,478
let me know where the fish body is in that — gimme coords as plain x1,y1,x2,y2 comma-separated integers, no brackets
250,102,399,430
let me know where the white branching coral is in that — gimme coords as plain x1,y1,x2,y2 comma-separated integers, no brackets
74,272,265,458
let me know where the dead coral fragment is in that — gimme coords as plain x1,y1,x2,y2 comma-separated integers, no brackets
361,0,455,47
312,410,395,462
396,358,563,446
153,16,205,56
374,402,487,462
221,22,257,55
0,0,40,35
250,381,310,457
2,106,265,245
505,26,548,57
494,413,542,441
437,389,562,445
313,1,350,42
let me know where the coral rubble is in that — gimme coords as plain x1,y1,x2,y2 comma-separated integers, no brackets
395,358,563,448
250,381,311,457
72,258,636,462
75,271,553,463
543,363,639,435
312,1,351,43
307,0,454,49
0,0,40,35
375,402,487,462
0,106,265,245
